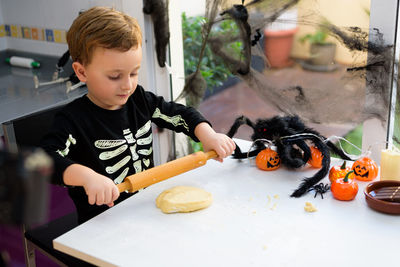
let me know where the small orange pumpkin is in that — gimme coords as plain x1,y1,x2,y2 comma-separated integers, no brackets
308,146,323,168
256,148,280,171
329,161,353,183
331,170,358,201
351,157,378,181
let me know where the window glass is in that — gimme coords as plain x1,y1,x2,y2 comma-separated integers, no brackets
181,0,396,159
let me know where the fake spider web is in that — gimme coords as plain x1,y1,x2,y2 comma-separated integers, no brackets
177,0,394,129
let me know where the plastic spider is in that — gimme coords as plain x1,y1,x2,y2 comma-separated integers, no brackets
227,115,351,197
307,183,330,199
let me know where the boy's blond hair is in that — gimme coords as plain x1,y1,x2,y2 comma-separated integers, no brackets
67,6,142,65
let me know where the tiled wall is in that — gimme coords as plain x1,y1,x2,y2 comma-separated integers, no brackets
0,0,123,56
0,24,67,43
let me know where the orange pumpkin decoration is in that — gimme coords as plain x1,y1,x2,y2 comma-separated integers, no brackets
329,161,353,183
256,148,280,171
351,157,378,181
331,170,358,201
308,146,323,168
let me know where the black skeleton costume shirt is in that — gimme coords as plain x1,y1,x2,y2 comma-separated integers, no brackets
41,85,209,222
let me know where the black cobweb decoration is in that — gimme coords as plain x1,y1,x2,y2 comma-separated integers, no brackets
143,0,170,68
176,0,393,126
176,0,301,107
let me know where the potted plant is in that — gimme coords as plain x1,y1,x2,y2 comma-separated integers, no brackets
300,26,337,69
263,9,298,68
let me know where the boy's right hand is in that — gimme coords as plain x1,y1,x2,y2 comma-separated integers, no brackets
63,164,120,207
82,172,120,207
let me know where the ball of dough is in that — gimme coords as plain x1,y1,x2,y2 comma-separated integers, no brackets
156,186,213,214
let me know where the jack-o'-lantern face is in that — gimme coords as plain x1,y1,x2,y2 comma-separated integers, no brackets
351,157,378,181
267,156,280,168
353,164,369,177
256,148,280,171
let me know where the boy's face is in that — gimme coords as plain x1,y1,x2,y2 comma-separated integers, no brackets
73,46,142,110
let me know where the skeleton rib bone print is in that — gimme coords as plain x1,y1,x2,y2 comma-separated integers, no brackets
142,158,151,167
99,144,128,160
137,134,152,145
95,139,126,149
138,147,152,156
133,160,142,173
135,121,151,138
106,155,131,174
114,167,129,184
92,122,153,184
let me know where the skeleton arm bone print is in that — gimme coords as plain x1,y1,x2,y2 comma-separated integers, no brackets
152,108,189,131
56,134,77,157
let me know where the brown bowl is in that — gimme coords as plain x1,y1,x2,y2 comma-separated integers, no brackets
364,180,400,215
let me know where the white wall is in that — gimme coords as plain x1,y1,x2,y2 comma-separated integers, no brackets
0,0,128,56
0,0,152,89
180,0,205,17
1,0,83,55
0,0,175,164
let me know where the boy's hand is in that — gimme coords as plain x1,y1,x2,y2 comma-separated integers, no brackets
83,173,120,207
64,164,120,207
202,132,236,162
194,123,236,162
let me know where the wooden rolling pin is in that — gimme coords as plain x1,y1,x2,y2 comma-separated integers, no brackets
117,150,218,193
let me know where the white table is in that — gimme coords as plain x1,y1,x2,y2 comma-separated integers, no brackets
53,140,399,267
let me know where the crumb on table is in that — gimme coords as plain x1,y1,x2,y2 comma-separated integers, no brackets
304,201,317,212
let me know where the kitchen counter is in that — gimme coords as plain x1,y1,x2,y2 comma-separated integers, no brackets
0,50,87,134
53,139,399,267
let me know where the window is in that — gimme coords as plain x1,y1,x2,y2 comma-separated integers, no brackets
177,0,398,163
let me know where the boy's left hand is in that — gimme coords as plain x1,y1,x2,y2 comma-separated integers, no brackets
195,122,236,162
202,133,236,162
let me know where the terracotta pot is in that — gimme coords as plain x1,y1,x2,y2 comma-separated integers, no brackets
263,27,298,68
309,43,336,65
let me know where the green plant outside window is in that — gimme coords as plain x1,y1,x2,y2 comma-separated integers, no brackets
182,12,240,90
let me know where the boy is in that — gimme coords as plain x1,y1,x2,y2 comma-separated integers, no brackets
41,6,235,223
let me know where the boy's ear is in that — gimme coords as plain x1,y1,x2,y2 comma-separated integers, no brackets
72,62,87,82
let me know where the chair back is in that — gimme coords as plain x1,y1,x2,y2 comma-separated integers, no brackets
2,105,64,152
2,104,76,224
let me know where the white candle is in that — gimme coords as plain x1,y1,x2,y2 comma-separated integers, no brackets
380,149,400,181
